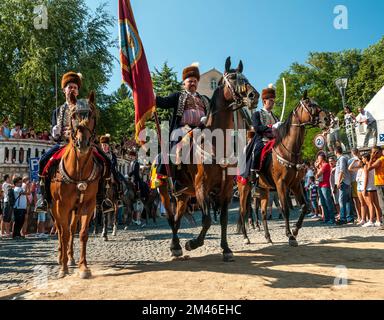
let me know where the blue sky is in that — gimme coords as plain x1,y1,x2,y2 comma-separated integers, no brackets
85,0,384,96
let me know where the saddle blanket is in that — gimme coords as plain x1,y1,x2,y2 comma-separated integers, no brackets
42,146,107,177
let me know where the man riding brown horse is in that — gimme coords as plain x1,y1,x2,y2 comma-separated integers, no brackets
242,84,282,182
38,72,112,209
154,63,210,194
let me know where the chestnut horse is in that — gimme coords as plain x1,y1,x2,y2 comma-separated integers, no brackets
158,57,259,261
50,92,103,278
238,91,330,246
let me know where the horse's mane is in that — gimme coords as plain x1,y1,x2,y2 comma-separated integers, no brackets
275,111,294,146
208,84,224,115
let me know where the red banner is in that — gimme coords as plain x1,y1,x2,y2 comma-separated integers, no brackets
119,0,155,143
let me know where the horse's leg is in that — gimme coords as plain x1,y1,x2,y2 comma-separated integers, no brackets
57,222,70,278
238,183,251,245
158,185,182,257
112,204,118,236
185,197,211,251
260,194,272,244
253,196,261,232
78,212,93,279
247,192,255,230
291,182,309,237
101,203,108,241
220,200,234,262
68,210,78,267
276,182,298,247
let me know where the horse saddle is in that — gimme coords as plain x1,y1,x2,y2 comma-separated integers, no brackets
42,146,108,180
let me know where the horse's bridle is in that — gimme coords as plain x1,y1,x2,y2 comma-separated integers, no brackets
70,101,97,147
291,99,322,128
222,72,252,111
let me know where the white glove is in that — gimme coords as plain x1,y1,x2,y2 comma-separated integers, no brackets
272,122,283,129
52,125,60,139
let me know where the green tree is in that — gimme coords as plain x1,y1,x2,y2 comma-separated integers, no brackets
98,84,135,141
151,62,182,125
0,0,116,130
348,37,384,108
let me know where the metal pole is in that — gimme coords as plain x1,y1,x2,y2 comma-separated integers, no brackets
55,64,58,109
153,111,173,189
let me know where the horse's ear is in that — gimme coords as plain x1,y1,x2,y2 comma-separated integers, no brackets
302,90,308,100
88,91,96,106
69,92,77,105
225,57,231,73
237,60,243,73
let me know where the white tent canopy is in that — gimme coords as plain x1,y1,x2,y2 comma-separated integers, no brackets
356,85,384,148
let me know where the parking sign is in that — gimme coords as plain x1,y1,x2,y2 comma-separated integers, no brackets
29,158,40,182
380,134,384,142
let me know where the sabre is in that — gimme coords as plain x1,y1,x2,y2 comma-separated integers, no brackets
280,77,287,122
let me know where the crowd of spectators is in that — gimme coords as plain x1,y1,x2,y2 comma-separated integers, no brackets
0,173,55,240
0,117,53,141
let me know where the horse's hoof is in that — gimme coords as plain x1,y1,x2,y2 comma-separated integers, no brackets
68,258,76,267
289,238,298,247
102,235,108,241
292,229,299,237
79,269,92,279
171,249,183,257
267,239,273,245
223,252,235,262
243,238,250,245
124,226,128,231
112,232,117,236
58,270,69,279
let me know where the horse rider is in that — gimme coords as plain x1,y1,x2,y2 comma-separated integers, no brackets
246,84,281,181
38,71,112,209
154,63,210,194
100,134,124,194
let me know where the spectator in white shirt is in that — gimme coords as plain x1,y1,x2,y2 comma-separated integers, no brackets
1,174,12,238
356,107,377,148
12,176,29,239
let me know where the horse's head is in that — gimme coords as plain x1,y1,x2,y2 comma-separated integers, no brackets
295,90,330,129
221,57,259,111
69,91,97,154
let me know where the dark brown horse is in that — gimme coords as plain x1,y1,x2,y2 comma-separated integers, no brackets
158,57,259,261
50,92,103,278
238,91,330,246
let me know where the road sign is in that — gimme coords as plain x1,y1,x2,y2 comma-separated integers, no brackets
29,157,40,182
314,134,326,150
380,134,384,142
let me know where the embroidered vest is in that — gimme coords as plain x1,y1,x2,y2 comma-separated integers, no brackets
260,109,278,142
176,91,209,121
56,103,71,143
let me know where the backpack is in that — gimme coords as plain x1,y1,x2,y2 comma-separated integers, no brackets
7,187,16,208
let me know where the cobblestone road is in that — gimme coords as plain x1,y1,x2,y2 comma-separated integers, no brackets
0,203,382,296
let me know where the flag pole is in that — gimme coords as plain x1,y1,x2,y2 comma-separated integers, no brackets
153,110,173,189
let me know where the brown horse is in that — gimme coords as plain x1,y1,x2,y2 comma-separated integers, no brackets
158,57,259,261
238,91,330,246
50,92,103,278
